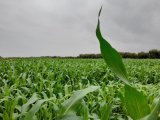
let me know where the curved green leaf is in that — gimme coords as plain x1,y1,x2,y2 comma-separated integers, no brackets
100,103,112,120
23,99,47,120
125,85,150,120
59,114,82,120
140,98,160,120
21,93,39,115
61,86,99,115
96,7,129,84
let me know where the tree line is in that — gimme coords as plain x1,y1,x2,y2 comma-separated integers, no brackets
78,49,160,59
0,49,160,59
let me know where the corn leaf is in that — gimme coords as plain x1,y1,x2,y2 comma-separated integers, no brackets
82,102,89,120
124,85,150,120
100,103,112,120
61,86,99,115
140,98,160,120
23,99,47,120
96,7,129,84
21,93,39,115
59,114,82,120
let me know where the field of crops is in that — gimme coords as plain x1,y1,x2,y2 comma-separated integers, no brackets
0,58,160,120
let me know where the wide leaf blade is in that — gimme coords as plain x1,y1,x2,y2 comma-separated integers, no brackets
23,99,47,120
100,103,112,120
124,85,150,119
61,86,99,115
140,98,160,120
58,114,82,120
96,7,129,84
21,93,39,115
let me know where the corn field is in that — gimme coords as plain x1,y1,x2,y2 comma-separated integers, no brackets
0,59,160,120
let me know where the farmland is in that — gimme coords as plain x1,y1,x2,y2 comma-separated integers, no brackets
0,58,160,120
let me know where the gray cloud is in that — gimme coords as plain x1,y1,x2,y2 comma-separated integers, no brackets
101,0,160,51
0,0,159,57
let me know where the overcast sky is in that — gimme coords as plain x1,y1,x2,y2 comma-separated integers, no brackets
0,0,160,57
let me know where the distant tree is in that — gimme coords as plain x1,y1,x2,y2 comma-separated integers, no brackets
0,56,2,59
78,54,102,58
120,52,138,59
149,49,159,58
158,50,160,58
78,49,160,59
138,52,149,59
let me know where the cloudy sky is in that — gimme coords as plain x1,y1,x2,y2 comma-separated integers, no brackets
0,0,160,57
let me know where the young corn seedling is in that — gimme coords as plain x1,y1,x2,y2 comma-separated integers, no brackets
57,86,99,120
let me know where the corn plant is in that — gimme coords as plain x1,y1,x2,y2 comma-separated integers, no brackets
96,6,160,120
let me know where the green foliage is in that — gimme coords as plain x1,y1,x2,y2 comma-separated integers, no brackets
120,52,138,59
0,59,159,119
78,54,102,59
23,99,47,120
59,86,99,118
96,7,160,120
21,93,39,115
96,7,129,84
141,98,160,120
149,49,160,59
59,114,82,120
124,85,150,119
100,103,112,120
78,49,160,59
